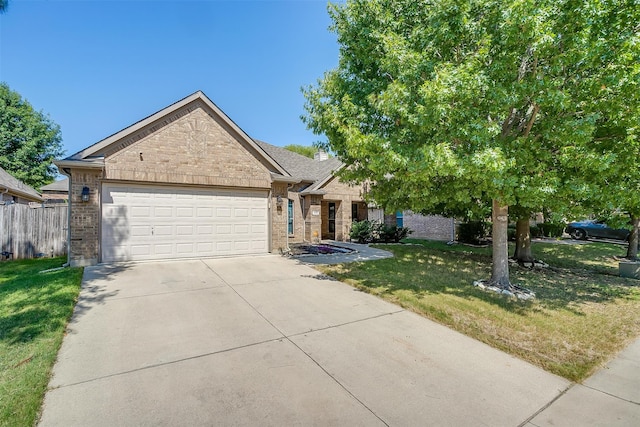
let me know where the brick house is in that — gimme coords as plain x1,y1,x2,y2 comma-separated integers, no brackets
40,178,69,202
0,166,43,204
56,91,369,266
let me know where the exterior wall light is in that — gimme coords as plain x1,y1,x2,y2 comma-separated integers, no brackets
276,195,283,208
81,186,90,202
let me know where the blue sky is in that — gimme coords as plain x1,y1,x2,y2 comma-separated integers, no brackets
0,0,339,159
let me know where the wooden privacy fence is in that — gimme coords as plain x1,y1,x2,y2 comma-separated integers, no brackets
0,203,68,260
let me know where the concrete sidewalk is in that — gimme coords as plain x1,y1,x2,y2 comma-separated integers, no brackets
38,255,639,426
527,337,640,426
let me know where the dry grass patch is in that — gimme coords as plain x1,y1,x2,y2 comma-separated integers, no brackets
317,241,640,382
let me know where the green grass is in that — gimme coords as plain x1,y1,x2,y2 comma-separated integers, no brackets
0,258,83,427
318,239,640,382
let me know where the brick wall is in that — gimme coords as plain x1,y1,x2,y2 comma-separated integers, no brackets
389,211,455,241
68,168,102,266
104,105,271,189
286,189,305,244
305,195,322,243
321,177,365,241
270,183,288,253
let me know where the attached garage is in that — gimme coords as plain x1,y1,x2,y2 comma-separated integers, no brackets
57,91,292,267
101,184,269,262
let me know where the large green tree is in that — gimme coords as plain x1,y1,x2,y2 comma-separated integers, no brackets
567,95,640,259
304,0,639,287
0,83,63,188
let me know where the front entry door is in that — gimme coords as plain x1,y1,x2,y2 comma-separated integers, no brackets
328,202,336,239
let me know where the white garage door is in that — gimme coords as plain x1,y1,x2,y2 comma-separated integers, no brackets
101,184,269,262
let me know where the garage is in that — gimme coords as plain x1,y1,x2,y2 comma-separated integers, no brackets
101,184,269,262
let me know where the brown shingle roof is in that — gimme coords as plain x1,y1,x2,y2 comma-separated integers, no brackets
253,140,342,183
40,178,69,193
0,166,43,201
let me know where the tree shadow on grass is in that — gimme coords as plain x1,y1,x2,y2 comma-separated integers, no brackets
0,260,82,346
322,245,639,316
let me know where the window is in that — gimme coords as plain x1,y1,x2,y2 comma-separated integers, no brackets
288,199,294,235
352,203,358,221
328,202,336,233
396,211,403,227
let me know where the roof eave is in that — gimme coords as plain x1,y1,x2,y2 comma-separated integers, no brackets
0,185,43,202
311,163,345,190
300,189,327,196
55,159,105,170
270,173,301,184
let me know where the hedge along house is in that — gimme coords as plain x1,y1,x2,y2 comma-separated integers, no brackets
56,91,369,267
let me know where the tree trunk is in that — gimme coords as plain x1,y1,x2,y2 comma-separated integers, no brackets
491,200,510,287
513,217,534,263
626,215,639,260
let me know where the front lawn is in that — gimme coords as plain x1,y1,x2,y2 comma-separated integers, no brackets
0,258,83,427
317,239,640,382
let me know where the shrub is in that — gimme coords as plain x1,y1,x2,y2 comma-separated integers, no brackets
379,224,412,243
350,220,379,243
537,222,566,238
530,225,543,238
457,221,490,245
350,220,411,243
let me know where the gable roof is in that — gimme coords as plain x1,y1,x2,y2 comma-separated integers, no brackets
58,91,288,176
253,140,342,184
0,166,43,201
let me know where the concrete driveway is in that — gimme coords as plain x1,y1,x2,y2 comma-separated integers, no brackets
39,255,570,426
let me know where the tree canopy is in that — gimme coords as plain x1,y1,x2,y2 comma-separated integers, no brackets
283,144,318,159
303,0,639,286
0,83,63,188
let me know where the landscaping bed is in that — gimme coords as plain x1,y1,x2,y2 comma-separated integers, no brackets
315,239,640,382
289,243,355,257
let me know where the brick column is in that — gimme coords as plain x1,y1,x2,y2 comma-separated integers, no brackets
270,183,288,252
309,196,322,243
68,168,102,266
335,201,344,241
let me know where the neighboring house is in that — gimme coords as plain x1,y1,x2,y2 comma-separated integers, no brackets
385,211,456,242
56,91,370,267
0,166,43,204
40,178,69,202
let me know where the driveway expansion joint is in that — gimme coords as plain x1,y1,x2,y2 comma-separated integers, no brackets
285,332,391,427
582,384,640,406
286,310,405,339
201,259,392,426
100,285,226,301
517,383,575,427
49,337,286,390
